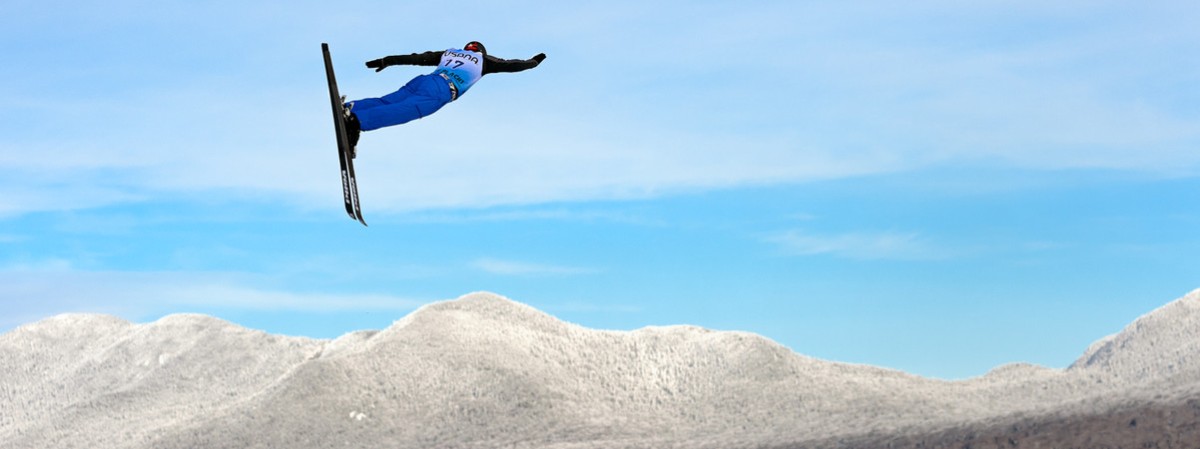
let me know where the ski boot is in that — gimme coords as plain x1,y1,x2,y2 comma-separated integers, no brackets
341,97,360,159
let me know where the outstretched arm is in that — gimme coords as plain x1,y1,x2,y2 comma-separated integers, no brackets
482,53,546,75
365,51,442,72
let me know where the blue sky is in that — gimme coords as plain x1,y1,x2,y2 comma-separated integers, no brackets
1,1,1197,379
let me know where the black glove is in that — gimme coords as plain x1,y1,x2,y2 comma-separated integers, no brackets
365,58,387,72
532,53,546,63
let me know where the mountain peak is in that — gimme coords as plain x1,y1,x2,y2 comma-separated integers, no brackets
1070,289,1200,379
385,291,568,333
5,313,131,342
424,291,550,315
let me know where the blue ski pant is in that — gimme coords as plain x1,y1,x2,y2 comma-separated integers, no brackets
347,74,454,131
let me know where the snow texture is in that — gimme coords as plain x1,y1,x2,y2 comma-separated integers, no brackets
3,289,1199,448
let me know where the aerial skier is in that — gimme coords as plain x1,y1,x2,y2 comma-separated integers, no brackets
341,41,547,154
321,41,542,225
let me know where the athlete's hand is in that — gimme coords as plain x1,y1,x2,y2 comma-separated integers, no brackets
532,53,546,63
365,59,387,72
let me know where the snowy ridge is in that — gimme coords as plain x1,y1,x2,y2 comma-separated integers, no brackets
1071,290,1200,376
3,290,1200,449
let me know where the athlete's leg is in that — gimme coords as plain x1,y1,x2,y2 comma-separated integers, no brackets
351,75,453,131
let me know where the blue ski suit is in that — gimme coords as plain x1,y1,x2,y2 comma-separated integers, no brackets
347,48,544,131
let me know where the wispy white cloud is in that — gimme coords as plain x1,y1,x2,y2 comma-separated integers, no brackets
155,284,424,312
1,1,1197,219
0,172,147,218
767,229,952,261
0,267,425,331
396,207,668,227
471,257,598,277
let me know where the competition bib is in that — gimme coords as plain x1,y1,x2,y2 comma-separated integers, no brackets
432,49,484,95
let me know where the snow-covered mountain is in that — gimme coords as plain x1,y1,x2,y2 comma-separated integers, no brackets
3,289,1198,449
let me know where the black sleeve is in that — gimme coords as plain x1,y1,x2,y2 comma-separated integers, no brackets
379,51,442,68
482,55,542,75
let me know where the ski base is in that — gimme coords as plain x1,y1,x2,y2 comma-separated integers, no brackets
322,43,367,226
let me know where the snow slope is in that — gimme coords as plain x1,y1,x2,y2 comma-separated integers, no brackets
2,289,1198,449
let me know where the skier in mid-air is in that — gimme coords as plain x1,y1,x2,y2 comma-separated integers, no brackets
341,41,546,155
